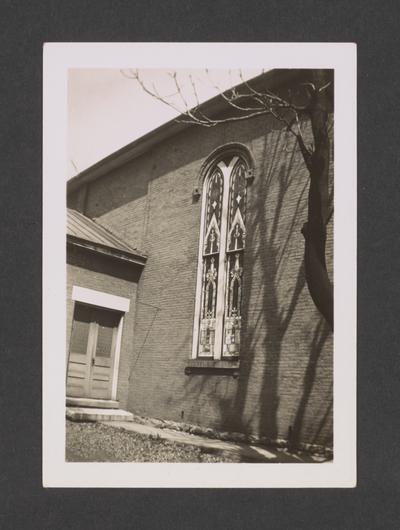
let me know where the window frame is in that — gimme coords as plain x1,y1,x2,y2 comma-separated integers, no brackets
70,286,130,399
191,153,250,361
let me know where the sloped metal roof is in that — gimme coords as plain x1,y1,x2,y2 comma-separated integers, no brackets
67,208,146,264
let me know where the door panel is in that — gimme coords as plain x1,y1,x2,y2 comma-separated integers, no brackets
90,380,111,399
91,366,111,381
67,302,121,400
69,304,91,353
89,308,120,399
67,304,93,397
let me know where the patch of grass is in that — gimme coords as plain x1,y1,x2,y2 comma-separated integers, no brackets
66,420,237,463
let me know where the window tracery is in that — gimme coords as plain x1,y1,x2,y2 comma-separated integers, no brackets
223,159,247,356
198,166,223,356
194,154,249,360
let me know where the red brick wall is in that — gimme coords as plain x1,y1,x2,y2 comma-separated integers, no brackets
69,113,333,448
66,245,142,409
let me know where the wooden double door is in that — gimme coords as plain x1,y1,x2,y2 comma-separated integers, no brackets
67,303,122,400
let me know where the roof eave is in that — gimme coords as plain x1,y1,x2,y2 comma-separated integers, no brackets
67,235,147,266
67,69,304,194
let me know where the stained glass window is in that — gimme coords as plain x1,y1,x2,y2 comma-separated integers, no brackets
198,166,223,357
195,156,248,360
223,160,247,357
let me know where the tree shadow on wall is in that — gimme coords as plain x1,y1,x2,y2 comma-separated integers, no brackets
233,128,308,440
238,128,332,447
181,126,333,448
288,319,331,449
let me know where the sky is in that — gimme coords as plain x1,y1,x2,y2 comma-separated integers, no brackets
67,68,262,179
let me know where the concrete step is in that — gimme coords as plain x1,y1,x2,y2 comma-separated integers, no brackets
66,407,133,422
66,397,119,409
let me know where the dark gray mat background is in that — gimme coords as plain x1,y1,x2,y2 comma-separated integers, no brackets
1,0,399,528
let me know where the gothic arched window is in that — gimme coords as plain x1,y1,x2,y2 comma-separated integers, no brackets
192,154,249,360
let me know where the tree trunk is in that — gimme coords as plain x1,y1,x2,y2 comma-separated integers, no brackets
301,70,333,331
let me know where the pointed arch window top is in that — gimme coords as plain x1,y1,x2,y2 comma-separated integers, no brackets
227,207,246,252
203,166,223,255
204,214,221,255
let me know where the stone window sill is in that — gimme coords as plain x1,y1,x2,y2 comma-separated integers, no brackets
185,358,239,377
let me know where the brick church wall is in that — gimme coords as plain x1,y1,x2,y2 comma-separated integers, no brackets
68,111,333,448
66,246,142,409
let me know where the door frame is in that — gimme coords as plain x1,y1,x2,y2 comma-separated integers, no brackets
70,286,130,401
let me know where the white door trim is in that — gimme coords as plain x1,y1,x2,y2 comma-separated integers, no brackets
72,285,130,312
111,316,124,400
71,285,130,401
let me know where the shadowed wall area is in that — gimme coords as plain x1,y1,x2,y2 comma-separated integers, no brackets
67,95,333,449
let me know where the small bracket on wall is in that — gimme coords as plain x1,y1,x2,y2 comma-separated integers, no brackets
245,168,255,183
192,187,201,202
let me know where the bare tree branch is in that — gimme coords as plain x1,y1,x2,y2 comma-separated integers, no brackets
129,68,334,329
129,68,318,169
131,70,184,115
189,74,200,107
318,81,332,93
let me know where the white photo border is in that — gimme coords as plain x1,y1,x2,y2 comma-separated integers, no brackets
43,42,357,488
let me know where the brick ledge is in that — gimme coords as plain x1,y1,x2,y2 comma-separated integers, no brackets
185,358,239,376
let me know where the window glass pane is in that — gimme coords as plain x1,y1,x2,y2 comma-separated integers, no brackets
93,308,120,358
203,166,223,255
69,304,92,354
226,252,243,318
195,156,248,359
198,166,223,357
199,255,219,356
223,159,247,357
227,160,247,252
223,252,243,356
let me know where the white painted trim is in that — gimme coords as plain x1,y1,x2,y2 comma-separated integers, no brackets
72,286,130,312
111,316,124,400
214,159,236,359
71,286,127,401
191,173,208,358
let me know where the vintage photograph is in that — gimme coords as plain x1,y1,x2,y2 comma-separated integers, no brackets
65,66,334,464
42,42,356,487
